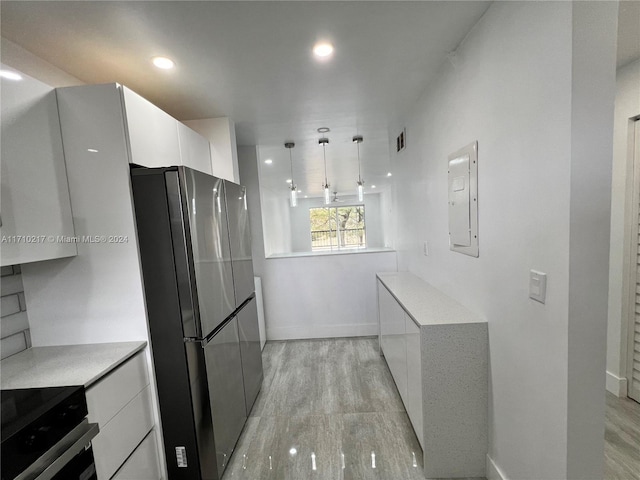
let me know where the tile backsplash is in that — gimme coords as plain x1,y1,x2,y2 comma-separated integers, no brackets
1,265,31,360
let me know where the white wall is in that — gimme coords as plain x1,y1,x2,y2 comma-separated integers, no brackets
566,5,617,478
238,146,267,278
1,37,83,87
261,251,397,339
290,193,385,252
238,146,398,340
260,187,293,256
606,58,640,397
379,187,394,249
389,2,616,479
21,85,150,346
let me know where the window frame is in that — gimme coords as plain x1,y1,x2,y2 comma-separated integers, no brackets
309,204,367,252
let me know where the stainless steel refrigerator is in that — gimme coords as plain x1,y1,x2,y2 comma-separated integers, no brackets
131,166,263,480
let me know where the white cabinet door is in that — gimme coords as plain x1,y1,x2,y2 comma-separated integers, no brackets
0,66,77,266
91,386,155,480
378,281,408,403
87,351,149,427
405,315,423,448
112,429,161,480
379,281,395,358
177,122,212,174
121,87,180,168
86,351,155,480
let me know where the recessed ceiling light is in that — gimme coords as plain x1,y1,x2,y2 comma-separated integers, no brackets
0,70,22,81
371,185,377,189
265,159,273,165
317,127,330,133
87,148,99,153
304,195,308,198
297,190,302,193
387,172,392,177
286,179,292,183
152,56,175,69
313,42,334,59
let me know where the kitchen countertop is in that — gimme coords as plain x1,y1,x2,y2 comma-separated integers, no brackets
1,341,147,390
377,272,486,327
268,247,395,259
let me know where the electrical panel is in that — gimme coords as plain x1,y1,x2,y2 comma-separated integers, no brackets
448,141,478,257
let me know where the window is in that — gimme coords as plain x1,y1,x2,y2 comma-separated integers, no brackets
309,206,366,251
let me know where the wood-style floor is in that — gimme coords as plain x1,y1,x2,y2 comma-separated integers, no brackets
605,391,640,479
222,337,640,479
223,338,425,479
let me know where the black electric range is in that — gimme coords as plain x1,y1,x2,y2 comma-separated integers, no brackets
1,386,99,480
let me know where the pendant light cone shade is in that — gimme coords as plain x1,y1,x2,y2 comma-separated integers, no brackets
285,142,297,207
353,135,364,202
320,138,331,205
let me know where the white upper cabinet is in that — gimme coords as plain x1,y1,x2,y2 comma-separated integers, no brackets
121,87,181,168
0,66,77,266
177,122,213,174
121,86,213,174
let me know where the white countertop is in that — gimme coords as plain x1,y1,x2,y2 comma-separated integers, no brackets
1,341,147,389
268,247,395,259
377,272,486,327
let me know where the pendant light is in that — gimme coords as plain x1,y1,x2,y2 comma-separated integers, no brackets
353,135,364,201
319,137,331,205
285,141,297,207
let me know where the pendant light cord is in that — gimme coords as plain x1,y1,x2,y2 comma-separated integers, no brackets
322,142,329,187
357,141,362,182
289,149,294,188
323,142,328,185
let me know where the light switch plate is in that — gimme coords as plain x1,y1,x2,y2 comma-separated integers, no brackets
529,270,547,304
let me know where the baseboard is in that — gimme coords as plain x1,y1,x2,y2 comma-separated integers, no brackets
266,323,378,341
487,454,508,480
606,370,628,397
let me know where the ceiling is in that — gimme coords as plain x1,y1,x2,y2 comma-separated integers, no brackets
2,1,638,198
618,1,640,68
0,0,492,197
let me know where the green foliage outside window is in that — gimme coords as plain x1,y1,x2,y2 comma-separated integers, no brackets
309,206,366,251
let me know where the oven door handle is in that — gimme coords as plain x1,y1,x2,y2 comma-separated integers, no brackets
15,418,99,480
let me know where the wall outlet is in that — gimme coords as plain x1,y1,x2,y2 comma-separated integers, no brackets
423,241,429,256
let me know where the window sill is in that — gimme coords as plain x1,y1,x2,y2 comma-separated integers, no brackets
266,247,395,259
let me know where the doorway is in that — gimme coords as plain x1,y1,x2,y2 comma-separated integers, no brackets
626,119,640,403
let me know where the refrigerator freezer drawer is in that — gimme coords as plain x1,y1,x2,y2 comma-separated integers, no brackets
204,317,247,478
237,297,264,416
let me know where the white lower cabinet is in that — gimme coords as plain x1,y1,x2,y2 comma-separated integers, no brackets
377,273,488,479
86,351,159,479
405,315,423,448
378,283,408,402
379,282,421,445
112,429,162,480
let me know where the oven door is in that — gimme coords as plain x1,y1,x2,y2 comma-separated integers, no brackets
15,419,99,480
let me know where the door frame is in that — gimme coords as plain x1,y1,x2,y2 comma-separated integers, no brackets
625,118,640,402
